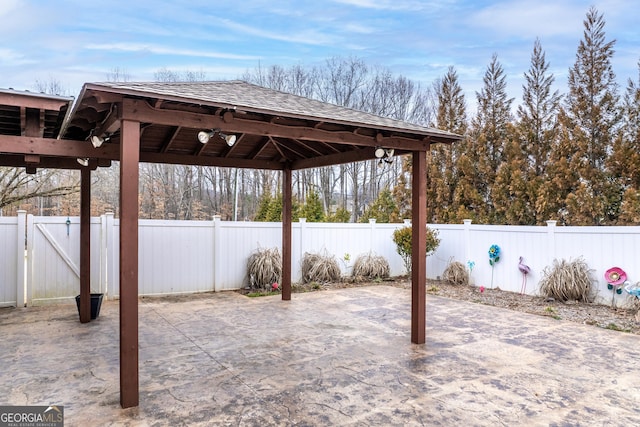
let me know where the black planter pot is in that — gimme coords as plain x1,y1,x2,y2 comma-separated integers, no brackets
75,293,104,320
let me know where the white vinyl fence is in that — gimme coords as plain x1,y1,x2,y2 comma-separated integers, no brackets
1,212,639,308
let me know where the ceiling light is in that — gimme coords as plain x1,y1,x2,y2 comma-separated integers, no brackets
90,135,108,148
219,132,236,147
197,130,215,144
77,158,89,167
374,147,385,158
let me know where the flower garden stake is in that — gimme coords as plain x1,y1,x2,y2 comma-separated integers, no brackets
604,267,626,308
488,244,500,289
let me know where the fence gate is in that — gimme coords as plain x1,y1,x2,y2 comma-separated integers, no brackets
26,216,104,306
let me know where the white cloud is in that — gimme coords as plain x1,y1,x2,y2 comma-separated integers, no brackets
330,0,431,11
0,48,36,66
214,17,339,46
467,0,586,39
84,43,262,61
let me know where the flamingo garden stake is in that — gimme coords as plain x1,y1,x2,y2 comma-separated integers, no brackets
518,256,531,295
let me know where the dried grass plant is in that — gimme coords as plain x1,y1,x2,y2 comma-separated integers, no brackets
351,253,390,280
301,251,341,283
442,260,469,286
247,247,282,290
538,257,595,302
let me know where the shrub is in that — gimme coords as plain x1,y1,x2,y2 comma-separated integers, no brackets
392,225,440,275
442,260,469,286
301,251,341,283
352,253,390,280
247,247,282,290
538,257,596,302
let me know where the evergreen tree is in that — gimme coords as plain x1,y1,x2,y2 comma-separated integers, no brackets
614,60,640,224
300,190,325,222
497,39,561,224
493,133,533,224
560,7,620,225
391,156,412,221
428,67,467,223
360,187,399,223
467,54,513,223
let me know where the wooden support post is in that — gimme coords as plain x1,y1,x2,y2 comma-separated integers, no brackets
119,119,140,408
282,167,292,301
411,151,427,344
79,166,91,323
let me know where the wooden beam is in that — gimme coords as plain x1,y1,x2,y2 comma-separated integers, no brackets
0,155,100,170
411,151,427,344
0,91,71,111
139,152,283,170
0,135,119,159
282,167,292,301
93,103,122,136
160,126,181,153
24,154,40,164
291,146,371,170
121,98,438,150
79,167,91,323
119,118,140,408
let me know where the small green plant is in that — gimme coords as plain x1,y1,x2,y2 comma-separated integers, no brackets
604,323,631,332
544,306,561,320
312,282,322,290
246,290,279,298
427,285,439,293
392,225,440,275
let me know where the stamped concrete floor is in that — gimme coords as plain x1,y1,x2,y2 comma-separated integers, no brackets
1,285,640,426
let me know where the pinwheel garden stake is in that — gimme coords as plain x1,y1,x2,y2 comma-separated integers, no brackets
605,267,627,308
488,244,500,289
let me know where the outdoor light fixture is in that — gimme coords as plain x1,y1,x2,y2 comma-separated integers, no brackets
77,158,89,167
197,129,237,146
374,147,394,166
219,131,236,147
197,130,215,144
90,135,109,148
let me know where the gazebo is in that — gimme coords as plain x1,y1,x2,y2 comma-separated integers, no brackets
0,81,461,408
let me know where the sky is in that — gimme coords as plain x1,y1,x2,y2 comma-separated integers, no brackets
1,0,638,113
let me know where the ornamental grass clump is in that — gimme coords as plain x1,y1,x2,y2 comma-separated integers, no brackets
351,253,390,280
538,257,595,302
247,247,282,291
301,251,341,283
442,260,469,286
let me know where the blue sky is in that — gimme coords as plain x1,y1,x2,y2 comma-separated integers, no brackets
1,0,638,111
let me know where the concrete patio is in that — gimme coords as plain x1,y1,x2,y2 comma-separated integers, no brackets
1,285,639,426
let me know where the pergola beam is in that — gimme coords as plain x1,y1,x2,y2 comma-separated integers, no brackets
121,99,436,150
